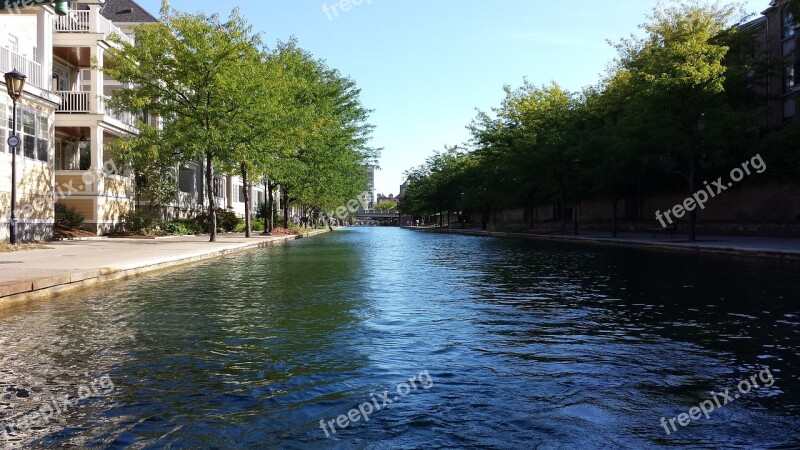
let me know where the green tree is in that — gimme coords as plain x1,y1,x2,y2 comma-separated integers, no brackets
375,200,397,211
614,0,745,240
104,2,264,242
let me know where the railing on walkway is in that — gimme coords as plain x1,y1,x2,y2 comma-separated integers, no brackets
0,47,44,90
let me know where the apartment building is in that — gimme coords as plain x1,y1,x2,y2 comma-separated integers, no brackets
0,5,61,241
2,0,266,240
50,0,156,234
745,0,799,128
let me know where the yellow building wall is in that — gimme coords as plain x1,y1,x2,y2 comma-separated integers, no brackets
99,197,133,223
59,198,96,221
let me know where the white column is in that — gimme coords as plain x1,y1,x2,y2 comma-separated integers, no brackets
89,46,103,115
226,177,234,209
89,5,101,34
89,126,104,192
36,10,54,92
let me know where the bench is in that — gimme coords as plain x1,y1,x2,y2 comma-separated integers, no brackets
647,220,680,239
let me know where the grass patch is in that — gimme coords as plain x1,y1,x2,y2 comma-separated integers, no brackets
0,241,50,253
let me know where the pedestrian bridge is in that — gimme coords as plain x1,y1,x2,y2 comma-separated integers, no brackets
354,210,400,219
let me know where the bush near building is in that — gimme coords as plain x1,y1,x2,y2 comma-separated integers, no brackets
54,203,85,230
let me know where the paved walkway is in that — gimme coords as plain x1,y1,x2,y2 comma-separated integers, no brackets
0,231,329,303
416,228,800,259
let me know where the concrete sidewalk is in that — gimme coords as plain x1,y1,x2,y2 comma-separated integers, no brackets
419,228,800,259
0,230,329,304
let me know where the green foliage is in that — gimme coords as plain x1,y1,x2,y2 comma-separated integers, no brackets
401,0,773,238
256,202,270,220
121,210,159,234
197,208,241,233
103,6,378,241
235,219,265,232
163,219,204,235
103,3,266,242
375,200,397,211
54,203,85,229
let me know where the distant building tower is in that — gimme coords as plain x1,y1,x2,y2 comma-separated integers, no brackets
360,165,376,210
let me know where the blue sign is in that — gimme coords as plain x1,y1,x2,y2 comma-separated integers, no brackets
7,135,20,148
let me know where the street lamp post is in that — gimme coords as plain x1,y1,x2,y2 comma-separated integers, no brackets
5,69,26,245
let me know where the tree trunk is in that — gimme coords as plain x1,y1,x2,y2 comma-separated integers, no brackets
282,188,289,229
688,151,698,242
205,152,217,242
241,163,251,238
262,180,272,234
267,180,275,234
611,195,619,238
529,197,535,229
560,181,567,233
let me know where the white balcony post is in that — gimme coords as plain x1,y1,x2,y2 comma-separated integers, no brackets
89,5,101,34
37,10,53,92
89,46,103,115
89,126,104,191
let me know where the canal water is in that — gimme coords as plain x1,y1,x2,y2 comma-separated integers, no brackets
1,227,799,448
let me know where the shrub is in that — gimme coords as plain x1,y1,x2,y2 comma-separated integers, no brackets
121,210,159,234
164,219,203,235
54,203,85,229
256,202,271,220
234,219,266,232
197,208,242,233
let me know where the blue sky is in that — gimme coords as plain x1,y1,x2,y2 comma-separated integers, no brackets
135,0,770,196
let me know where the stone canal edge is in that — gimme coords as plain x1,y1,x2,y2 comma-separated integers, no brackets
0,229,331,307
410,228,800,260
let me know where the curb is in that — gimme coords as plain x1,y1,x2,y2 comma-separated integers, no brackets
0,229,331,307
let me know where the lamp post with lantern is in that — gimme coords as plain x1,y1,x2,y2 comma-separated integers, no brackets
5,69,26,245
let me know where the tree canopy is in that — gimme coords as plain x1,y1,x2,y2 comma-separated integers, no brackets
103,1,377,240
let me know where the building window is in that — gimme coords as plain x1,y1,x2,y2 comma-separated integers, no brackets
785,65,796,92
213,178,225,199
784,8,796,39
0,104,6,154
178,167,195,193
785,98,797,119
0,103,49,161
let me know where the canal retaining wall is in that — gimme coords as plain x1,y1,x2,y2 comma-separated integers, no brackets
0,229,331,307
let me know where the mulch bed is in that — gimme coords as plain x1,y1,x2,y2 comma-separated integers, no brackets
53,225,99,240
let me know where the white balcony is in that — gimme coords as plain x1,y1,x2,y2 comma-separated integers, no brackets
53,9,134,45
56,90,90,112
0,47,44,90
55,91,141,128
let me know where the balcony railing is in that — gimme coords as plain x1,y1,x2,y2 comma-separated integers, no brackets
101,96,142,126
54,10,90,32
53,9,134,45
56,92,140,127
0,47,44,90
56,91,90,112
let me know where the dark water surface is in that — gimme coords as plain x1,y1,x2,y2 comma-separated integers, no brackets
1,227,799,449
